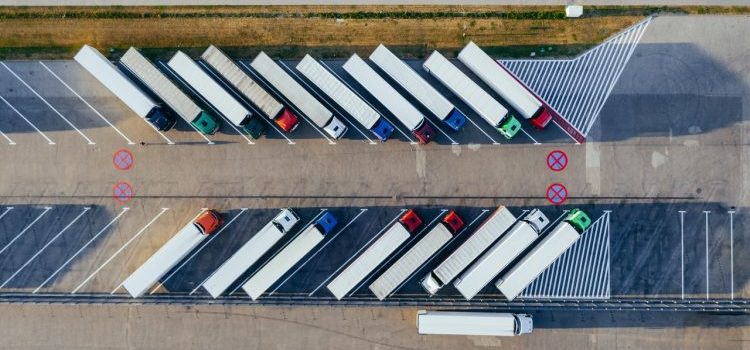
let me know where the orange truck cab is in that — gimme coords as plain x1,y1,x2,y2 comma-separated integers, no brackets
194,210,224,235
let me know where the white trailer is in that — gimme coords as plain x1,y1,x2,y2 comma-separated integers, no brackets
74,45,174,130
458,42,552,129
295,55,394,142
343,54,435,144
422,51,521,139
119,47,219,135
250,52,347,139
202,209,299,298
495,209,592,301
420,207,516,295
417,311,533,336
369,221,454,300
454,210,549,300
368,44,466,131
326,221,411,300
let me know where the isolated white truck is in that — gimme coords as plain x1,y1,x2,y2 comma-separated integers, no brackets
119,47,220,135
202,209,300,298
74,45,175,131
417,311,533,336
250,52,348,139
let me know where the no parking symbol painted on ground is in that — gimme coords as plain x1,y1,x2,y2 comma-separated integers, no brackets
113,149,134,170
546,183,568,205
113,182,134,203
547,150,568,172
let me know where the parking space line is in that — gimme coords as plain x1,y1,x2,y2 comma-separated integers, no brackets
238,61,335,145
278,61,376,145
318,61,417,144
519,127,540,145
0,94,55,145
422,117,458,145
150,208,247,295
33,207,129,293
704,210,710,300
308,209,406,297
679,210,685,299
270,208,368,295
0,207,90,289
195,61,294,145
72,208,169,294
0,206,13,221
1,62,95,145
0,206,52,257
0,128,14,145
457,106,499,145
728,210,734,300
39,61,135,145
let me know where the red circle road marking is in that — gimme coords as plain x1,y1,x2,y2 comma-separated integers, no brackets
113,149,134,171
546,150,568,172
113,182,134,203
546,183,568,205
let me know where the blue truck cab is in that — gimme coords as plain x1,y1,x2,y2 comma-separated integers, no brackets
146,107,177,131
443,108,467,131
371,118,395,142
315,211,338,235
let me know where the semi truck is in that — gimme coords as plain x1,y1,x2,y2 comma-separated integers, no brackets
422,51,521,139
202,209,300,298
122,210,223,298
295,55,395,142
420,207,516,295
458,42,553,129
74,45,175,131
242,211,338,300
495,209,592,301
417,311,533,336
453,209,549,300
342,54,436,144
250,52,348,139
200,45,300,134
369,44,466,131
326,209,422,300
119,47,220,135
369,211,464,300
167,51,266,139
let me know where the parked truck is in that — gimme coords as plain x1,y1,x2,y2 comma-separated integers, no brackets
295,55,395,142
122,210,223,298
342,54,436,144
495,209,592,301
454,210,549,300
167,51,266,139
74,45,175,131
369,211,464,300
422,51,521,139
250,52,347,139
326,210,422,300
200,45,300,134
458,42,552,129
119,47,219,135
417,311,533,336
242,211,338,300
369,44,466,131
202,209,300,298
420,207,516,295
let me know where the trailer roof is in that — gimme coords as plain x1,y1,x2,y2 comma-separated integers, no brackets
417,311,517,336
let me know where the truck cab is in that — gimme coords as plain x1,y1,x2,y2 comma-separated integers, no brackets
565,209,592,233
315,211,339,235
399,209,423,233
194,210,224,235
513,314,534,335
192,111,221,135
371,118,395,142
275,108,300,133
242,115,267,139
146,108,177,131
420,273,442,295
497,115,521,139
442,210,464,233
444,109,467,131
529,107,553,129
324,117,349,139
413,121,436,144
522,209,549,233
273,208,300,233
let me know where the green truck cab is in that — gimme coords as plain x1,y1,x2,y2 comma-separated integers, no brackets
498,115,522,139
565,209,592,233
192,111,221,135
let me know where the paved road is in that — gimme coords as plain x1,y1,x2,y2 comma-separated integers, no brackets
2,1,749,5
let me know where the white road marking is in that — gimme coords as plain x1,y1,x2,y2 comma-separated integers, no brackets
0,94,55,145
458,106,499,145
0,128,14,145
519,127,540,145
38,61,135,145
34,207,129,293
704,210,710,300
0,206,52,257
71,208,168,294
422,116,458,145
679,210,685,300
728,210,734,300
1,62,95,145
0,207,13,221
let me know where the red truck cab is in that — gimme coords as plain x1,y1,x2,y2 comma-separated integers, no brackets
441,210,465,233
194,210,224,235
275,108,300,133
413,121,436,144
530,107,553,129
399,209,423,233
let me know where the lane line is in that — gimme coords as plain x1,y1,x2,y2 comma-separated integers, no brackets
0,207,90,288
728,210,734,300
34,207,129,293
0,128,14,145
422,116,458,145
0,94,55,145
39,61,135,145
1,62,95,145
679,210,685,300
0,207,14,221
457,106,499,145
0,206,53,257
704,210,710,300
72,208,169,294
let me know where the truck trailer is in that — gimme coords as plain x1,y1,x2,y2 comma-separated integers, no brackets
495,209,592,301
417,311,533,336
242,211,338,300
420,207,516,295
74,45,175,131
250,52,348,139
458,42,553,129
342,54,436,144
369,44,466,131
122,210,223,298
453,209,549,300
119,47,219,135
295,55,395,142
422,51,521,139
326,210,422,300
369,211,464,300
200,45,300,134
202,209,300,298
167,51,266,139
